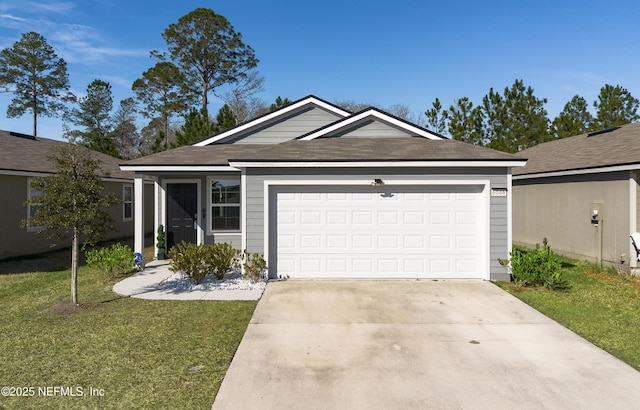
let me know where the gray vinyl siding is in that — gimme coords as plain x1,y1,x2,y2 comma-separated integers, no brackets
332,119,414,138
228,107,343,144
244,167,510,281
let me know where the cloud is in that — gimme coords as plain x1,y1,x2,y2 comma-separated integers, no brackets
30,1,76,14
0,14,148,65
0,1,75,14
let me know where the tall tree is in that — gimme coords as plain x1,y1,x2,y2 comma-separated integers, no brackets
23,135,119,305
0,31,73,136
132,61,194,151
482,79,550,153
269,96,291,112
156,7,258,112
221,70,265,124
215,104,236,132
551,95,594,138
593,84,639,129
448,97,483,144
424,97,449,135
110,98,140,159
69,79,118,157
172,108,217,147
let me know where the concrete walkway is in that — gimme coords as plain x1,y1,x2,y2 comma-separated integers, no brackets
112,260,264,300
213,280,640,409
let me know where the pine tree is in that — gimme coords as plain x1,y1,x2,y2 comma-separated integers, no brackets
593,84,639,129
0,31,74,136
173,108,217,147
551,95,594,138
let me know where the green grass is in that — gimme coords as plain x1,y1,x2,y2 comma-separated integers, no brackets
0,249,256,409
496,260,640,371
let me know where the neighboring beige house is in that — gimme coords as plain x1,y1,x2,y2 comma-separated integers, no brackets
513,123,640,272
0,130,154,260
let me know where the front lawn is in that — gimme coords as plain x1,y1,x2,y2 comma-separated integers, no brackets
0,248,256,409
496,260,640,371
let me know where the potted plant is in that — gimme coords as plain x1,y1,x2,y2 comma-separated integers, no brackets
156,225,166,260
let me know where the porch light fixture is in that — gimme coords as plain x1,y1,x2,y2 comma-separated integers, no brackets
372,178,384,186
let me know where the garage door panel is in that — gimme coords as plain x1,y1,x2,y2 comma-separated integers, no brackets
274,186,485,279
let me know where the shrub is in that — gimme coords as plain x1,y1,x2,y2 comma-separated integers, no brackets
168,242,240,283
86,243,134,279
241,250,267,283
156,225,166,257
500,239,570,290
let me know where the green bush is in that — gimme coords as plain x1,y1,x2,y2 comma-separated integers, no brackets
86,243,134,279
168,242,240,283
500,239,570,290
242,250,267,283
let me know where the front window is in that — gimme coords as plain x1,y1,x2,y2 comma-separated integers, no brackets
211,179,240,231
123,185,133,221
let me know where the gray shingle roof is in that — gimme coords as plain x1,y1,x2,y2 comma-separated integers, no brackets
229,137,522,162
120,138,521,168
0,130,134,180
513,122,640,176
120,145,273,166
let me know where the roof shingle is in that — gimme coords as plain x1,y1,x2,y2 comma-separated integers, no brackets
514,122,640,176
0,130,135,180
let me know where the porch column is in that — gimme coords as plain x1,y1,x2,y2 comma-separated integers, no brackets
134,173,145,268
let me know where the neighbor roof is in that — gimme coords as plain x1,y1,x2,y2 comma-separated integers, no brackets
0,130,135,180
513,122,640,177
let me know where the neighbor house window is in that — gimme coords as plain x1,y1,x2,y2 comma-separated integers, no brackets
123,185,133,221
26,178,43,231
210,179,240,231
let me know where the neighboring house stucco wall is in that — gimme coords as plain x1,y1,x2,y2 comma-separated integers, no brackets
0,174,61,259
244,167,510,281
513,171,633,268
636,171,639,232
0,175,154,260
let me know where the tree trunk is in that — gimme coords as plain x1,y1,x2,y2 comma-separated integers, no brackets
71,227,79,305
33,106,37,137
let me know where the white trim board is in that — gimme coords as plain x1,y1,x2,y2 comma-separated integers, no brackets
231,160,526,168
120,165,239,172
300,108,443,141
513,163,640,180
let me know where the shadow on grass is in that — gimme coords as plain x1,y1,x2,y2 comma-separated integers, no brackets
0,236,153,275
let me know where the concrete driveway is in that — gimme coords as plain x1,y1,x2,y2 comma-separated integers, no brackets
212,280,640,409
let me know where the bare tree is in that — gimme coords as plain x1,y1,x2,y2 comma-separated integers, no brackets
220,71,266,124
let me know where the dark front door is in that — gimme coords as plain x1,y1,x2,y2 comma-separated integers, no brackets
167,183,197,251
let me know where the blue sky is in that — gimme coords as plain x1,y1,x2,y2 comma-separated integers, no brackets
1,0,639,139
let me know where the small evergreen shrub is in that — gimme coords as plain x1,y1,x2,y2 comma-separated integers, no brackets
499,239,570,290
86,243,135,279
168,242,240,283
241,250,267,283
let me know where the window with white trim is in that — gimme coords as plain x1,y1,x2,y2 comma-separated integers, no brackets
26,178,44,231
123,184,133,221
210,179,240,231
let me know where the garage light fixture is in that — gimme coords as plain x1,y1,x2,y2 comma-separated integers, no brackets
372,178,384,186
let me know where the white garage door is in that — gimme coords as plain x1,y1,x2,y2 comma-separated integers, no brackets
273,185,487,279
